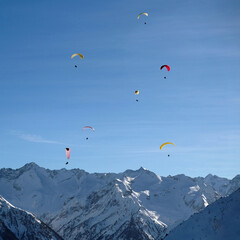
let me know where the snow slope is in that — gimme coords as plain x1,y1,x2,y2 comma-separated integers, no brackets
0,195,63,240
0,163,239,239
164,188,240,240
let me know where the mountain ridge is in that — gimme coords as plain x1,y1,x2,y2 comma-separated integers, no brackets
0,162,239,239
0,195,63,240
164,187,240,240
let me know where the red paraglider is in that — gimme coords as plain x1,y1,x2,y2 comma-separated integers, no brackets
160,65,170,71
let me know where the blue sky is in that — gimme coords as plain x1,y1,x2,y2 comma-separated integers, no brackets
0,0,239,178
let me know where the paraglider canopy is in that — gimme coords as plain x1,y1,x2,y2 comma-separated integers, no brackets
137,12,148,19
71,53,84,60
160,142,175,150
135,90,139,95
83,126,95,131
160,65,170,71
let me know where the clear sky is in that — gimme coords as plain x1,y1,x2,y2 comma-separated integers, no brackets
0,0,239,178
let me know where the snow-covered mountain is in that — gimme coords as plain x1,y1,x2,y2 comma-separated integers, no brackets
0,195,63,240
164,188,240,240
0,163,239,239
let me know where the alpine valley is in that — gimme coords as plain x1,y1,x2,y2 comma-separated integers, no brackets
0,163,239,240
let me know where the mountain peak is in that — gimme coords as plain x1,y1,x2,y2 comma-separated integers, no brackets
22,162,39,168
138,166,147,171
205,173,214,179
20,162,41,172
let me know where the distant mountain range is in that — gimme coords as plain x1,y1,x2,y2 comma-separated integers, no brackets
0,163,239,239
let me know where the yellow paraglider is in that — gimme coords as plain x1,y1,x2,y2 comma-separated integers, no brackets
71,53,84,60
135,90,139,95
137,12,148,19
160,142,175,150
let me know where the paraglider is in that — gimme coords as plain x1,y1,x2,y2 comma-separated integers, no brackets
137,12,148,24
135,90,139,102
83,126,95,140
65,148,70,165
160,143,175,157
160,142,175,150
160,65,170,79
71,53,83,68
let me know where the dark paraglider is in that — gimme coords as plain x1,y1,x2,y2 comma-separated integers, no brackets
86,137,88,140
65,162,69,165
164,77,166,79
168,155,170,157
75,65,77,68
136,99,139,102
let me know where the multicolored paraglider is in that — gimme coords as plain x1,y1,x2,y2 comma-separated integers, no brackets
65,148,71,165
160,142,175,157
137,12,148,24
